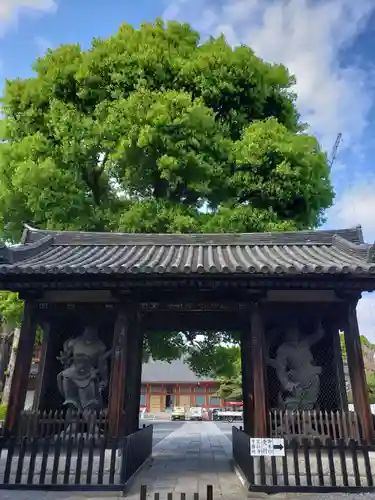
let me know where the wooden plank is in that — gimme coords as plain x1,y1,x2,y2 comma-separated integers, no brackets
4,300,37,435
343,300,374,443
108,308,129,438
251,302,267,437
124,309,143,436
240,327,253,436
32,322,50,411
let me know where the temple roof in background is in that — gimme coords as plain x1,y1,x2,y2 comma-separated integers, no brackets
141,357,214,383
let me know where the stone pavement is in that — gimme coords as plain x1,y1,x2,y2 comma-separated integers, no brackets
125,421,246,499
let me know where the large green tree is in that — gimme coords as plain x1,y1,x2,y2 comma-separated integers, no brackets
0,19,334,360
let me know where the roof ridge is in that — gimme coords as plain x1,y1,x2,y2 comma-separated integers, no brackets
20,225,364,246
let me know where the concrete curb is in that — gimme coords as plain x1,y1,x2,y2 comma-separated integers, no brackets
231,461,270,498
122,456,154,497
122,424,177,496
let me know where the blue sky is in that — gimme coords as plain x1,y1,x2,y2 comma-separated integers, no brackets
1,0,375,339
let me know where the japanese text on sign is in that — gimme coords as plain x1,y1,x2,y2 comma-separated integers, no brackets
250,438,285,457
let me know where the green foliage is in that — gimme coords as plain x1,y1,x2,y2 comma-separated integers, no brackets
367,372,375,403
0,18,332,242
215,351,243,401
144,331,186,362
187,344,240,378
0,404,7,420
0,292,42,344
0,19,334,360
0,292,23,327
187,343,243,400
340,333,375,361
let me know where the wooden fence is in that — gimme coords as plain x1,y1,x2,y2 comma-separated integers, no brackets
139,484,214,500
0,423,153,490
232,426,375,493
16,410,113,441
269,409,363,443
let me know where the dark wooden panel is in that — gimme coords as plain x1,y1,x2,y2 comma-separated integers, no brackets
251,303,268,437
343,301,374,443
4,301,37,435
107,309,129,438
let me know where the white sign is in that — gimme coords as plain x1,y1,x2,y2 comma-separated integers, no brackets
250,438,285,457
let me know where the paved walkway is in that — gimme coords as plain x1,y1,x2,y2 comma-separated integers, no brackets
125,421,246,499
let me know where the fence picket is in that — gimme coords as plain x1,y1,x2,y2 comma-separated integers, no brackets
338,439,349,487
86,436,95,485
270,455,277,486
207,484,213,500
15,437,27,484
350,439,361,487
282,453,289,486
51,436,62,485
3,437,15,484
109,438,117,485
326,439,336,487
302,438,312,486
27,437,38,485
361,446,372,488
63,436,73,485
74,437,84,485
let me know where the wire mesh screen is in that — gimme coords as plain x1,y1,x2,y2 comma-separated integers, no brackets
37,313,115,413
265,313,340,413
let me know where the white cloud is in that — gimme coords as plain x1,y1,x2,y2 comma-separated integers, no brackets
328,180,375,242
328,181,375,342
163,0,375,151
0,0,56,35
163,0,375,341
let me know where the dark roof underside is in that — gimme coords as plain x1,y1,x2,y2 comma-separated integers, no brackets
0,225,374,277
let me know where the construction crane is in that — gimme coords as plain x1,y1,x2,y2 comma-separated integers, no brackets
329,133,342,169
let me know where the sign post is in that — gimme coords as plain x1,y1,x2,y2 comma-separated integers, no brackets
250,438,285,457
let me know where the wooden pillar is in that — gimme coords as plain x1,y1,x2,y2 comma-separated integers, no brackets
330,319,348,411
343,298,374,443
107,308,129,438
124,309,143,435
4,300,38,436
240,327,253,435
250,302,268,437
32,322,51,411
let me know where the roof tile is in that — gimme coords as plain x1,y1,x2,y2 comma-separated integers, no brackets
0,225,374,277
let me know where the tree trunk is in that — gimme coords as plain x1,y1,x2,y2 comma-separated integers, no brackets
2,328,20,406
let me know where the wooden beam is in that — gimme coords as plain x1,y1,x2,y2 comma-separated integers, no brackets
4,300,37,435
250,302,268,437
240,328,253,435
32,322,51,411
107,308,129,438
330,318,348,411
124,310,143,435
343,299,374,443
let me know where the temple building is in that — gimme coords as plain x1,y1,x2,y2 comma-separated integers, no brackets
27,354,221,412
0,224,374,441
140,358,221,412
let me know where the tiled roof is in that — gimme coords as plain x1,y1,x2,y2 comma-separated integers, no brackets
141,357,214,383
0,224,374,277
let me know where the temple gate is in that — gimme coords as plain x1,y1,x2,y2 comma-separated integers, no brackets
0,224,374,444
